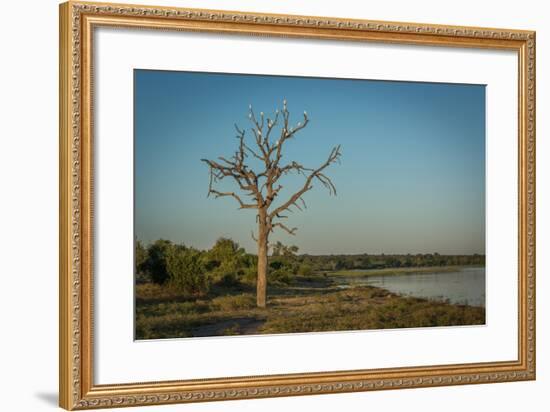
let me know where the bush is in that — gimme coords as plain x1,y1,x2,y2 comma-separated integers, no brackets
144,239,173,284
298,264,313,277
269,268,293,285
269,260,284,270
203,238,256,285
135,240,149,279
241,266,258,286
139,237,262,290
166,247,210,296
214,272,241,287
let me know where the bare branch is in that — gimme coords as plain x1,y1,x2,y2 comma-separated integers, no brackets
271,222,298,235
234,124,264,161
264,111,280,146
202,101,341,242
201,158,259,195
208,189,257,209
248,106,269,159
269,144,341,219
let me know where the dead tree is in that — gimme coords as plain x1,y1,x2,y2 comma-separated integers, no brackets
202,100,341,308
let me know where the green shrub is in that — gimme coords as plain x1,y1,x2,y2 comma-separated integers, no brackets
166,247,210,296
144,239,173,284
269,260,284,270
240,266,258,286
297,264,313,277
269,269,293,285
203,238,256,285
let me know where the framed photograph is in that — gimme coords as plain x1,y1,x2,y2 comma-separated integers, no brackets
59,1,536,409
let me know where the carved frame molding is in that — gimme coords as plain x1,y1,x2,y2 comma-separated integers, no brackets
59,1,535,409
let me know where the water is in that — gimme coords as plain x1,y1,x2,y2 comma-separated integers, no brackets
335,267,485,307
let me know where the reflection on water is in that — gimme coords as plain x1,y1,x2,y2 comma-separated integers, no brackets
338,267,485,307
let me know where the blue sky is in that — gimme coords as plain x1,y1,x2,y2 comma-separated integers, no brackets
134,70,485,255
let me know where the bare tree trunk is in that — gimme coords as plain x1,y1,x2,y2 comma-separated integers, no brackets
256,209,268,308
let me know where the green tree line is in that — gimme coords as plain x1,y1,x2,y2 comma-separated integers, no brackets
136,238,485,296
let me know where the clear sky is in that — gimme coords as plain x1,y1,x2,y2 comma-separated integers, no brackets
134,70,485,255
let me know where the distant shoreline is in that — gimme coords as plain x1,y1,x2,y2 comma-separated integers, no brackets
327,265,485,278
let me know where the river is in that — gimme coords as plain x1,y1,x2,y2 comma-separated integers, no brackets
334,267,485,307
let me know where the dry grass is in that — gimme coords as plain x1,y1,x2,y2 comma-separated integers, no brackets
135,281,485,339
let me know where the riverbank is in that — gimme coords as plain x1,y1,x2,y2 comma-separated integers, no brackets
136,276,485,339
328,265,484,277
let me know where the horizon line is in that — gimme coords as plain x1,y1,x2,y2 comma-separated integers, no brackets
135,237,485,257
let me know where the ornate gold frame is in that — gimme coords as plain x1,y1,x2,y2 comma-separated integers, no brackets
59,1,536,409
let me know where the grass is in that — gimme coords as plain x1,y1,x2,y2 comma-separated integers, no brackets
210,294,256,311
261,288,483,333
135,272,485,339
